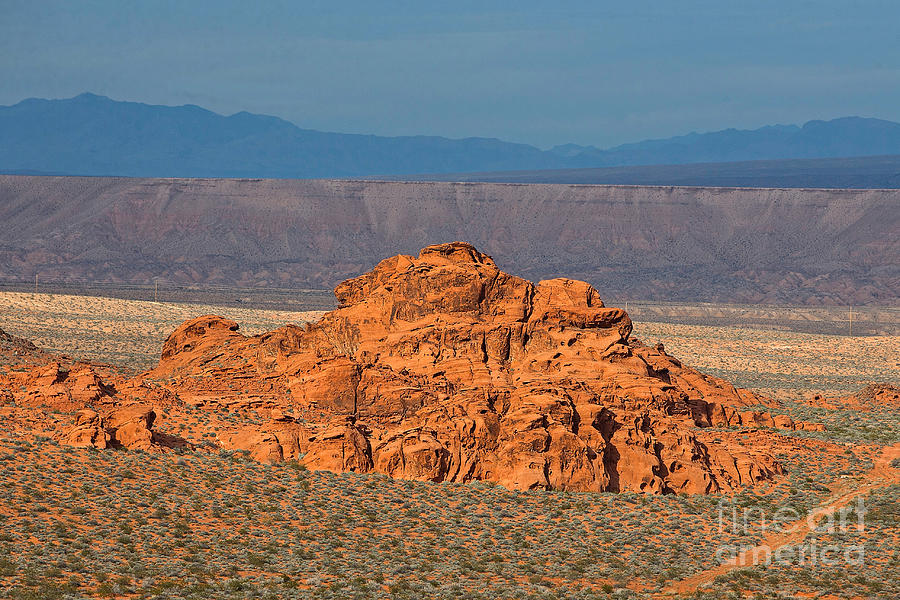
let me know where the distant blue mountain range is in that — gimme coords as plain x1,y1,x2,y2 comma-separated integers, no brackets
2,93,900,178
550,118,900,167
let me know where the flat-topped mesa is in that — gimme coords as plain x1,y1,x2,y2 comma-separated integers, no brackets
145,242,802,494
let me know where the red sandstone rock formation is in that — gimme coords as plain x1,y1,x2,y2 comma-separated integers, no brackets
61,409,111,449
807,383,899,411
148,242,801,494
0,338,170,451
17,363,115,411
55,405,157,450
218,410,307,462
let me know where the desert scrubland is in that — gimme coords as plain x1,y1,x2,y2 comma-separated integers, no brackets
0,244,897,599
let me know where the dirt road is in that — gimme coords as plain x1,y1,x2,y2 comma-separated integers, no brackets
664,443,900,596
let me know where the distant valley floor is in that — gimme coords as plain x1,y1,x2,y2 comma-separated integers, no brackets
388,154,900,188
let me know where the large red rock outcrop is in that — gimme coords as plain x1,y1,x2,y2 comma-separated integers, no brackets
149,242,795,494
55,404,158,451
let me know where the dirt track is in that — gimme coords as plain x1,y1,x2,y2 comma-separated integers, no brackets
664,443,900,595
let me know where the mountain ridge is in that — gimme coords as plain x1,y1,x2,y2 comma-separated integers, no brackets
1,175,896,306
3,93,900,178
563,116,900,167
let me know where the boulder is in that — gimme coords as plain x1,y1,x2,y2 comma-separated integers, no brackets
57,404,157,451
57,408,110,449
107,405,156,450
219,414,307,463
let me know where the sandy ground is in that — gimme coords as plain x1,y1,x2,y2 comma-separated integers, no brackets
0,290,897,599
0,291,324,371
633,321,899,396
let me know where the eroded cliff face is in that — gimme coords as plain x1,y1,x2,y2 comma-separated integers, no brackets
146,242,799,494
1,176,896,305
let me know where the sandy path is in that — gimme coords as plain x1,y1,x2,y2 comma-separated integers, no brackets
663,443,900,596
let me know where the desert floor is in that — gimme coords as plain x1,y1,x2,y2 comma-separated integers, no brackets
0,291,897,599
0,291,326,371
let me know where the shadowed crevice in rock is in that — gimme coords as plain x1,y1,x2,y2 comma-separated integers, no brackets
150,430,192,450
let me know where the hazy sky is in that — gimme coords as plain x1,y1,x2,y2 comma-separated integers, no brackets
2,1,898,147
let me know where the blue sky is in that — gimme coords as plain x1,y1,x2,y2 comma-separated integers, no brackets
2,0,898,147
